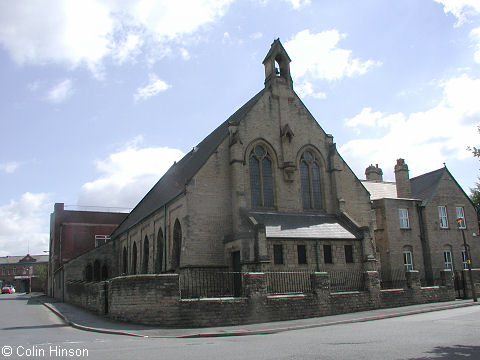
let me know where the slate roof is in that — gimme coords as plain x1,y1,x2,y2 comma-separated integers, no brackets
0,255,48,265
410,167,446,205
249,211,361,240
361,181,397,200
111,89,266,239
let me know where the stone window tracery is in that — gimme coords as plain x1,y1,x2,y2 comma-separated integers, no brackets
300,150,323,210
249,144,274,207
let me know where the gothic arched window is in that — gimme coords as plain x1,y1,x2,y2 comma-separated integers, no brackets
249,144,274,207
300,150,323,210
132,242,137,275
156,228,164,273
172,220,182,270
122,246,127,275
143,236,149,274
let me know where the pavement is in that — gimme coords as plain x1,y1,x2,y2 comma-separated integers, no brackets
30,294,479,339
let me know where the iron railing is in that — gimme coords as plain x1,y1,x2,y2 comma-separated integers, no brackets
380,269,407,289
329,270,365,292
266,271,312,295
179,269,369,298
179,269,242,299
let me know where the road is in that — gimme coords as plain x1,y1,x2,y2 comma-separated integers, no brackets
1,293,479,360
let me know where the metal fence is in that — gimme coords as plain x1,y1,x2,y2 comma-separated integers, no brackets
329,271,366,292
179,269,241,299
380,269,407,289
265,271,312,295
179,269,369,298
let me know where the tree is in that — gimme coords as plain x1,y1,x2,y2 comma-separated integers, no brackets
469,126,480,221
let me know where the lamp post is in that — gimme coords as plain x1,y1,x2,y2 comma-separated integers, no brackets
457,218,477,302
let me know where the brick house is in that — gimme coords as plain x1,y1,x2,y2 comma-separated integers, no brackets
362,160,479,286
105,38,377,286
0,254,48,292
49,203,128,299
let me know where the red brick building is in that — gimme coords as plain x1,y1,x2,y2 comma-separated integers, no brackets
49,203,128,298
0,254,48,293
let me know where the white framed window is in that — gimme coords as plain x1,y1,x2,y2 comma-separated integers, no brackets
444,250,453,270
403,251,413,271
461,250,468,269
438,206,448,229
95,235,110,248
399,208,410,229
456,207,466,229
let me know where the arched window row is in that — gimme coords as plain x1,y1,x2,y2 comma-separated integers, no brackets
122,223,176,276
247,143,325,210
85,260,108,282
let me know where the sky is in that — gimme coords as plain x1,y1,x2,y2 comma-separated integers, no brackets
1,0,479,256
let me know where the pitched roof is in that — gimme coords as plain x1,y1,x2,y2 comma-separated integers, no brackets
410,167,446,204
0,254,48,265
249,211,362,239
111,89,265,239
361,181,397,200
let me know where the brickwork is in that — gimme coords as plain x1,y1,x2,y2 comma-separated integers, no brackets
64,281,106,315
422,172,479,283
97,270,456,328
373,198,425,279
266,239,363,272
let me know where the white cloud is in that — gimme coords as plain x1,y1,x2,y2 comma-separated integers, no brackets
285,29,381,98
434,0,480,25
0,193,51,256
78,137,184,208
471,27,480,64
46,79,74,104
180,48,191,60
0,162,21,174
0,0,233,74
341,74,480,180
134,74,170,102
285,0,311,10
285,29,381,82
295,80,327,99
114,34,144,64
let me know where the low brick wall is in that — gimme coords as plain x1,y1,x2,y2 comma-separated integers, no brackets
64,281,106,315
99,270,456,328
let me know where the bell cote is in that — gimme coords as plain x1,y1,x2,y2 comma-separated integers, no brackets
263,39,293,90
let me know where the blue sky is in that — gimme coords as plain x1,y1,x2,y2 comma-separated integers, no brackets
1,0,479,256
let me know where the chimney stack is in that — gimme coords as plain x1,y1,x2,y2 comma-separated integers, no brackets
365,164,383,181
394,158,412,198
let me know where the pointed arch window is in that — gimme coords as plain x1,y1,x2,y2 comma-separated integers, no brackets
132,242,137,275
172,220,182,270
156,228,164,273
122,247,128,275
143,236,149,274
300,150,323,210
249,144,274,207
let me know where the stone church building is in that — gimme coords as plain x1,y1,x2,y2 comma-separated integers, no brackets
51,40,479,325
109,39,378,280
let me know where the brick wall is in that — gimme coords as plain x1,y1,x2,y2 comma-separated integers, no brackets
88,270,457,328
64,281,106,315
